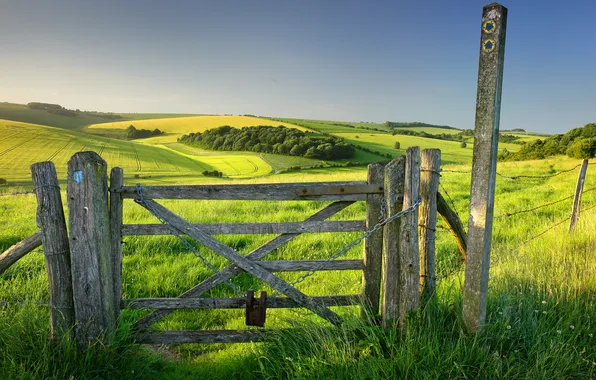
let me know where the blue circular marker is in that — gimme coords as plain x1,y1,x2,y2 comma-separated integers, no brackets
483,20,496,34
482,39,495,53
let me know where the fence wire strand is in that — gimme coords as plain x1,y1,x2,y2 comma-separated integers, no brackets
441,161,589,180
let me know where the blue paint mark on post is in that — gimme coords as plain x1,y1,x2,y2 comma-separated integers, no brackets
73,171,84,184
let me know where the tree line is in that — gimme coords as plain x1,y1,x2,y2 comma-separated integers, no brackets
126,125,164,139
178,125,355,160
499,123,596,161
27,102,123,119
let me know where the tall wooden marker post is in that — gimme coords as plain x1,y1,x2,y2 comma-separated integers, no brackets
463,3,507,332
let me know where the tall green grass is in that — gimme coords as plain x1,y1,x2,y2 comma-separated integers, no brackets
1,157,595,378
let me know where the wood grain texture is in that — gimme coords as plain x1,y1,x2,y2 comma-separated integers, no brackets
437,192,467,261
123,294,360,309
463,2,508,332
137,329,272,344
137,199,344,326
122,220,365,236
362,163,384,319
419,149,441,300
381,157,405,329
67,152,115,346
0,231,42,276
132,201,353,332
398,147,421,325
120,182,371,201
31,162,75,341
569,159,589,232
110,167,124,323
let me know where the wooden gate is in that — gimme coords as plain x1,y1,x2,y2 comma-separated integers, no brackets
29,147,450,346
114,174,387,344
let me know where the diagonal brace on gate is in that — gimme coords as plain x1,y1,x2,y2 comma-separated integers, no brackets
134,199,344,326
133,201,353,331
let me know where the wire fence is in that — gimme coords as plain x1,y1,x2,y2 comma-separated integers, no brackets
442,161,592,180
0,191,35,197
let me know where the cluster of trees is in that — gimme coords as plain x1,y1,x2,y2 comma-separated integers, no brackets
27,102,123,119
499,123,596,161
178,125,355,160
202,170,223,177
28,102,77,117
126,125,164,139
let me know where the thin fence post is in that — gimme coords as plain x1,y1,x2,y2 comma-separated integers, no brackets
398,147,421,324
67,152,115,346
362,163,384,320
381,157,405,329
463,2,508,332
110,167,124,322
30,161,75,341
419,149,441,300
569,159,589,232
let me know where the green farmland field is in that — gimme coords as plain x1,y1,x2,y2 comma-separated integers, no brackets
1,107,596,378
0,119,273,183
0,102,196,131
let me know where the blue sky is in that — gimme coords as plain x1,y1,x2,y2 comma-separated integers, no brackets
0,0,594,133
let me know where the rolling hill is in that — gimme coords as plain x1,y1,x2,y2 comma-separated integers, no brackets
0,119,274,184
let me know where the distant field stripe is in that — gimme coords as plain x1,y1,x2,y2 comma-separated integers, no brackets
222,159,241,175
98,141,108,156
154,147,181,172
130,142,142,172
45,138,75,161
0,135,40,157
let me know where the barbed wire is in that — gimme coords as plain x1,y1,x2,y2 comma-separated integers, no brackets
439,182,463,218
441,161,588,180
494,186,596,219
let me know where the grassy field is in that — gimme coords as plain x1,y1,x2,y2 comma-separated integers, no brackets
1,154,595,378
1,108,595,378
0,102,196,131
0,119,274,183
86,115,312,142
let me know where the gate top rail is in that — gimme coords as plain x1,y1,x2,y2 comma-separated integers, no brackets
116,181,383,201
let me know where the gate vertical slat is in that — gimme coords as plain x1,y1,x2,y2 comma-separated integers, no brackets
67,152,115,346
110,167,124,321
31,161,75,341
362,163,384,319
398,147,421,325
381,157,405,328
419,149,441,300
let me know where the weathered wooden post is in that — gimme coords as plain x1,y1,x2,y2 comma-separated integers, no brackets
569,159,589,232
31,162,75,341
398,147,420,323
381,157,405,328
436,192,467,261
463,3,508,332
419,149,441,299
110,167,124,322
0,231,42,276
67,152,115,346
362,163,384,320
